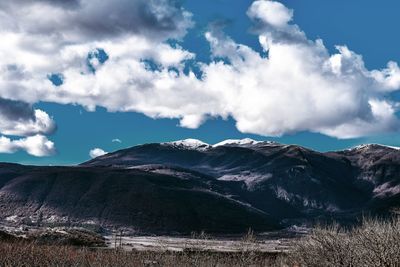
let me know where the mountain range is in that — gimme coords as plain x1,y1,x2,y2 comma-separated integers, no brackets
0,138,399,234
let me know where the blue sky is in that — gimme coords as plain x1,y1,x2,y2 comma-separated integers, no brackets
1,0,400,165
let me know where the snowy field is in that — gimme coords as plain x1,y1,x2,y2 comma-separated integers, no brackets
104,229,307,253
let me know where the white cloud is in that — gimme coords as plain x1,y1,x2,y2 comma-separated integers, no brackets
112,138,122,143
247,0,293,28
0,98,56,137
0,109,56,137
0,0,399,141
197,0,400,138
0,135,55,157
0,97,56,156
0,0,192,156
89,148,107,159
0,0,193,42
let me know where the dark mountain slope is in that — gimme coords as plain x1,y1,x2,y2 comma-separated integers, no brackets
0,164,278,233
84,142,372,218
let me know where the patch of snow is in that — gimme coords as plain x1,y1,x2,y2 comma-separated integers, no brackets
272,186,340,211
274,186,291,202
45,215,67,223
143,167,198,180
350,144,372,150
218,172,272,189
162,139,211,150
55,229,69,235
347,144,400,151
373,182,400,197
386,145,400,150
83,220,98,225
213,138,265,147
5,215,18,223
125,164,154,170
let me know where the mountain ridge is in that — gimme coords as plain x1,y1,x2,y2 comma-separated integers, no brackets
0,139,399,234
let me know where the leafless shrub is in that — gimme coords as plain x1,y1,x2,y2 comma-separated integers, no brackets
190,230,211,241
0,239,282,267
181,230,213,265
235,228,264,267
289,216,400,267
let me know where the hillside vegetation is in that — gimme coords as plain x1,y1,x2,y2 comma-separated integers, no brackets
289,216,400,266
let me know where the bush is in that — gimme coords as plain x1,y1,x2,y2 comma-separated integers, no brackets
28,228,106,247
289,216,400,267
0,242,283,267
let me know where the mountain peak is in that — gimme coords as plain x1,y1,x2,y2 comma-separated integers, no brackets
213,138,269,147
348,144,400,151
162,139,211,150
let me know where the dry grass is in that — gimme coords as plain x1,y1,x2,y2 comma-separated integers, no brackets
2,217,399,266
0,240,283,267
289,216,400,267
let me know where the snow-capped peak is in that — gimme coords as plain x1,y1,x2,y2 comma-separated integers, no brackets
162,139,211,150
213,138,264,147
348,144,400,151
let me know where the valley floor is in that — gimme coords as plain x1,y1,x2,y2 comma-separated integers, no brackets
0,223,299,266
0,216,399,266
103,228,306,253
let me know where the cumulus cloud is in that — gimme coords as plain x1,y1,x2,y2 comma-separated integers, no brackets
247,0,293,28
0,0,192,156
199,0,400,138
0,0,192,41
0,135,55,157
0,97,56,156
0,0,400,140
0,98,56,137
89,148,107,159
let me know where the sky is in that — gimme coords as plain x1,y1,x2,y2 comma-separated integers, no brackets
1,0,400,165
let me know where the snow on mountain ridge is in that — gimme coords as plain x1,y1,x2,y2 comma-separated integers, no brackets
213,138,267,147
161,138,277,150
348,144,400,151
162,139,211,150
